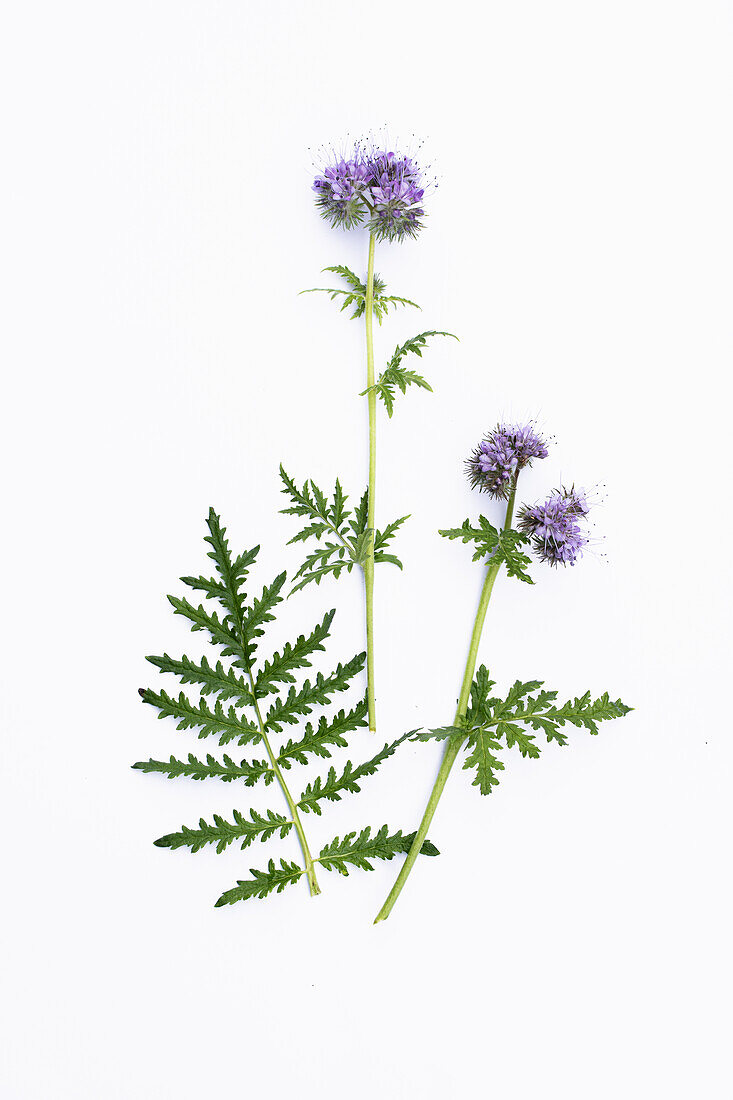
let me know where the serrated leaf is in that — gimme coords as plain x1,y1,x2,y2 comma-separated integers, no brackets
374,515,409,552
145,653,253,705
277,698,369,768
264,653,366,732
137,509,419,908
317,825,439,875
139,688,261,746
411,725,466,742
300,266,420,323
464,729,505,795
215,859,304,906
254,610,335,697
362,331,457,417
440,519,534,581
167,595,245,661
154,808,292,854
298,734,410,814
280,472,408,584
132,752,273,786
201,509,257,623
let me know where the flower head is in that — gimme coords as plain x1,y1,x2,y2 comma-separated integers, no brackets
312,136,432,242
466,422,549,498
518,487,591,566
363,149,426,242
312,155,370,230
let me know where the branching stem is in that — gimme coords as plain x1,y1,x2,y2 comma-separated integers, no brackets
374,475,519,922
364,232,377,732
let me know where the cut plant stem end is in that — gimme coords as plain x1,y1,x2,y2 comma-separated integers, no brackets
373,474,519,922
364,231,377,732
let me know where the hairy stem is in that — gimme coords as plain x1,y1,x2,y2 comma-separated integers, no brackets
232,601,320,897
374,476,519,922
245,673,321,896
364,231,377,732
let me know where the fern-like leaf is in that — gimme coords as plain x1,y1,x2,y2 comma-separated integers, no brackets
139,688,261,746
264,653,366,732
145,653,253,705
374,514,409,555
280,468,406,585
155,809,292,854
440,518,534,583
300,266,420,323
254,610,334,697
199,509,257,625
277,698,369,768
463,730,505,794
167,595,245,659
214,859,304,906
132,752,273,786
298,734,410,815
414,666,631,796
362,331,457,417
242,573,287,640
137,510,424,907
317,826,440,875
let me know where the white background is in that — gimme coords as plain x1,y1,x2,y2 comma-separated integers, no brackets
2,2,732,1097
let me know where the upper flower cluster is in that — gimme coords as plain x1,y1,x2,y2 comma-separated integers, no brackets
312,141,427,242
466,423,549,498
518,488,590,566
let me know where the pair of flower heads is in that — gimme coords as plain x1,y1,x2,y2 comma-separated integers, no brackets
467,424,596,567
311,135,432,242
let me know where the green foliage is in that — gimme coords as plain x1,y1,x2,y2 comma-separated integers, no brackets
138,687,261,746
415,665,632,795
439,517,534,583
215,826,441,906
298,734,411,815
132,752,273,786
277,699,369,768
135,510,435,907
279,467,407,591
300,265,420,324
146,653,253,705
464,729,505,795
264,653,365,732
215,859,305,907
155,809,292,854
317,826,440,875
253,610,334,697
362,331,458,417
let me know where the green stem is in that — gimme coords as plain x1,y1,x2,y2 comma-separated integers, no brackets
364,232,377,732
245,672,321,896
374,477,519,922
228,578,320,895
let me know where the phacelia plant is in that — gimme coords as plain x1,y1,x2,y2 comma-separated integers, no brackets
374,425,630,922
136,137,632,922
284,135,456,732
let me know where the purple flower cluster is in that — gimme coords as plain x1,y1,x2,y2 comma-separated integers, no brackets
518,488,590,566
312,142,427,242
364,150,425,242
466,423,549,498
312,156,371,231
